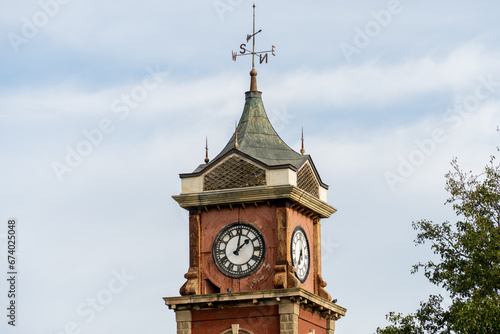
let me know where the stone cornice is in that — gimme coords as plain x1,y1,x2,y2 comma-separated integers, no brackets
172,185,337,219
163,288,346,320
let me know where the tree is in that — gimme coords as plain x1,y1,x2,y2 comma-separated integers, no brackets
376,157,500,333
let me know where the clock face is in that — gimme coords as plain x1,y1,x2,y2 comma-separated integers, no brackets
212,222,266,278
291,226,310,283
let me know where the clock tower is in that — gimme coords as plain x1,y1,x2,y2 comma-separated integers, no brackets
164,5,346,334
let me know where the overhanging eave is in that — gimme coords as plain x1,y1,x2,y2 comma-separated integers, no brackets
172,185,337,219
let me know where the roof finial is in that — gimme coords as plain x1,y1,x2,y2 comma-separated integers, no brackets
250,69,258,92
204,137,210,164
231,4,276,92
300,127,306,155
234,122,240,148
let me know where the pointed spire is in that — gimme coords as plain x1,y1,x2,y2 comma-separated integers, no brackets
204,137,210,164
300,127,306,155
234,121,240,148
190,89,309,175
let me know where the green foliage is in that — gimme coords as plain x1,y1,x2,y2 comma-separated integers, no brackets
378,295,451,334
376,157,500,334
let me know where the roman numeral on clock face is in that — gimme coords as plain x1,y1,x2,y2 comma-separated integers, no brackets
212,222,267,278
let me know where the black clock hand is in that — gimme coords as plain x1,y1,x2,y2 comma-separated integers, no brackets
233,227,243,255
234,228,243,255
298,249,303,266
233,239,250,255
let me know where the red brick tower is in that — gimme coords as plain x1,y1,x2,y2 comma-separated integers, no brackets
164,6,346,334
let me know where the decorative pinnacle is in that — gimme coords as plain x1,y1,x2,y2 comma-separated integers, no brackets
204,137,210,164
231,4,276,92
300,128,306,155
234,122,240,148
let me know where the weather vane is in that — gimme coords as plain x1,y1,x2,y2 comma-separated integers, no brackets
232,4,275,91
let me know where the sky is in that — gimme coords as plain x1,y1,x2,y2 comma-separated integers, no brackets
1,0,499,333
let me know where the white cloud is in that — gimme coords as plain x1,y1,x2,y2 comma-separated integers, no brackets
3,42,498,128
267,43,500,108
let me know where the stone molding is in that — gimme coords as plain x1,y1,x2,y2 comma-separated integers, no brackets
164,288,346,320
173,185,336,219
165,289,345,334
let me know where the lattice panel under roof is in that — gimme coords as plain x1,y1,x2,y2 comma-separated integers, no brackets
204,156,266,191
297,163,319,198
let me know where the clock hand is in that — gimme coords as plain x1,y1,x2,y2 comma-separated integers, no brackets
298,249,303,266
234,239,250,255
234,228,243,255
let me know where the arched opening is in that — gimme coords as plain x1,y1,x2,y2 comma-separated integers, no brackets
220,326,254,334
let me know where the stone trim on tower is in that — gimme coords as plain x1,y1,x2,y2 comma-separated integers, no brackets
175,310,192,334
174,185,336,219
279,299,300,334
165,289,345,334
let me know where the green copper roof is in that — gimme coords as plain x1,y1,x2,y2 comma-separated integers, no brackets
193,91,308,174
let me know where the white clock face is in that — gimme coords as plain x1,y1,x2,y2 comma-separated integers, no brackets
291,226,310,283
212,222,266,278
